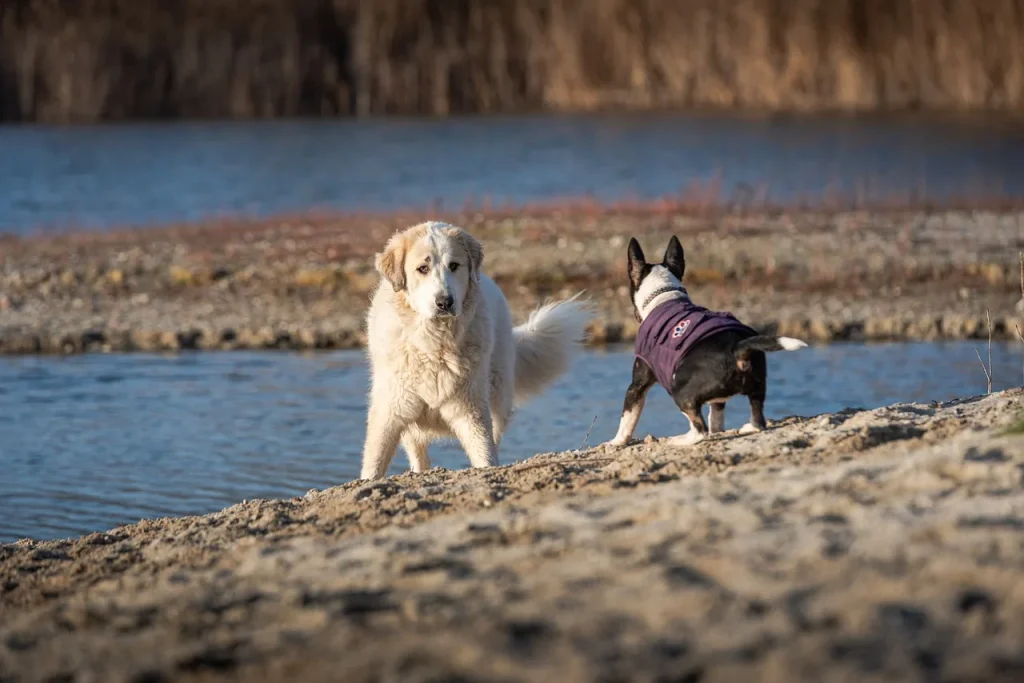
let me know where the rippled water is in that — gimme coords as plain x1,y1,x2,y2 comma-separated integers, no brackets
0,342,1020,543
3,114,1024,233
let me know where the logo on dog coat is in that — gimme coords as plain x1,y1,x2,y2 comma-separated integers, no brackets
672,320,690,338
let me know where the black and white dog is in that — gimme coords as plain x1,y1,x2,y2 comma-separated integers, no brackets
604,236,807,448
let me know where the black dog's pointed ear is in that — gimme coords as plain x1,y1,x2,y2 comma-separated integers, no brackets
662,235,685,280
627,237,646,286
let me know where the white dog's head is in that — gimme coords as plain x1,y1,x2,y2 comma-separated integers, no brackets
375,221,484,321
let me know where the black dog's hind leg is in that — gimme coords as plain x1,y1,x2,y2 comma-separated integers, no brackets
739,348,769,435
741,393,767,434
709,401,726,434
667,400,708,446
606,358,656,447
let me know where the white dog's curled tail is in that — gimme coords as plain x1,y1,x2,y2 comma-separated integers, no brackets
512,294,593,404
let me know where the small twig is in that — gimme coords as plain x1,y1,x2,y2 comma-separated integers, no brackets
976,348,992,394
513,457,614,474
1018,253,1023,384
988,308,993,391
1017,322,1024,386
1018,251,1023,300
578,415,598,450
975,308,993,394
1017,252,1024,344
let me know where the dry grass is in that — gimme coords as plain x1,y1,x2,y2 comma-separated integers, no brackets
3,0,1024,123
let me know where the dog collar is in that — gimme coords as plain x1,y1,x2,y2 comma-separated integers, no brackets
640,286,686,312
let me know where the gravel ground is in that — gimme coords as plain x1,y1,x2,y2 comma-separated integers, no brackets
1,208,1023,353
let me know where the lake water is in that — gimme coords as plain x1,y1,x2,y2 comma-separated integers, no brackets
0,342,1020,543
3,113,1024,233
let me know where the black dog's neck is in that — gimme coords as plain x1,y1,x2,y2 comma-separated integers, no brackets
641,286,687,313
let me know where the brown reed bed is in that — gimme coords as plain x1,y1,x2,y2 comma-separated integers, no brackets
3,0,1024,123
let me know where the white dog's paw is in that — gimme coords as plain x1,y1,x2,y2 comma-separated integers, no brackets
665,430,705,447
739,423,763,435
602,437,630,449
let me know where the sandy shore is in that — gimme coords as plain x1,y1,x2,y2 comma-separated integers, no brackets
2,389,1023,681
2,208,1023,354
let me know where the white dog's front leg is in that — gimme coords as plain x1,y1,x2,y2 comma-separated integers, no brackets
360,418,405,480
442,400,497,468
361,392,418,480
401,430,431,473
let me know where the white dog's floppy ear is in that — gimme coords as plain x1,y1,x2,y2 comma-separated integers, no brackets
375,234,408,291
662,235,685,281
457,230,484,280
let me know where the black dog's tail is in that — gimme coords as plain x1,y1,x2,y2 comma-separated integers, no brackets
733,335,808,369
735,335,808,355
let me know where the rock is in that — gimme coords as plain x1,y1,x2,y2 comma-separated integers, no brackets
168,265,195,285
158,331,180,350
81,330,106,351
808,319,833,340
0,334,41,354
103,330,132,352
864,316,905,340
176,329,204,350
982,263,1005,285
297,328,317,348
195,327,220,350
129,330,162,351
294,268,338,288
342,268,379,292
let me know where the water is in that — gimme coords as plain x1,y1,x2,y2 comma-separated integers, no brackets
3,114,1024,233
0,342,1019,543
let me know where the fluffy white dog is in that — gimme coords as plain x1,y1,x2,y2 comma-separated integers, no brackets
359,221,592,480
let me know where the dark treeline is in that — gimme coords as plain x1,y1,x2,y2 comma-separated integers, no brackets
1,0,1023,123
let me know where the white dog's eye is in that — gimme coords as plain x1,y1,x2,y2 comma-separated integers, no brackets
449,262,460,272
416,264,429,275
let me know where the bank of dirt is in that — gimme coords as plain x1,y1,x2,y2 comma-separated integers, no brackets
1,389,1024,681
2,208,1023,355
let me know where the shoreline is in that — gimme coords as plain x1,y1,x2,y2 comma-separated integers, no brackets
1,312,1023,356
2,206,1023,356
2,389,1023,681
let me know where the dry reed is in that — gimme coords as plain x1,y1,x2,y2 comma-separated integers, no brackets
2,0,1024,123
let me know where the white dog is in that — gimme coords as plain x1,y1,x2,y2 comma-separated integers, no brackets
359,221,592,480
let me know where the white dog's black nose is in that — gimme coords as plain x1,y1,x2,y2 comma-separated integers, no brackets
436,294,455,312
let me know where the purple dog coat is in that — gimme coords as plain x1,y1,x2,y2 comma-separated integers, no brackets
635,298,757,391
